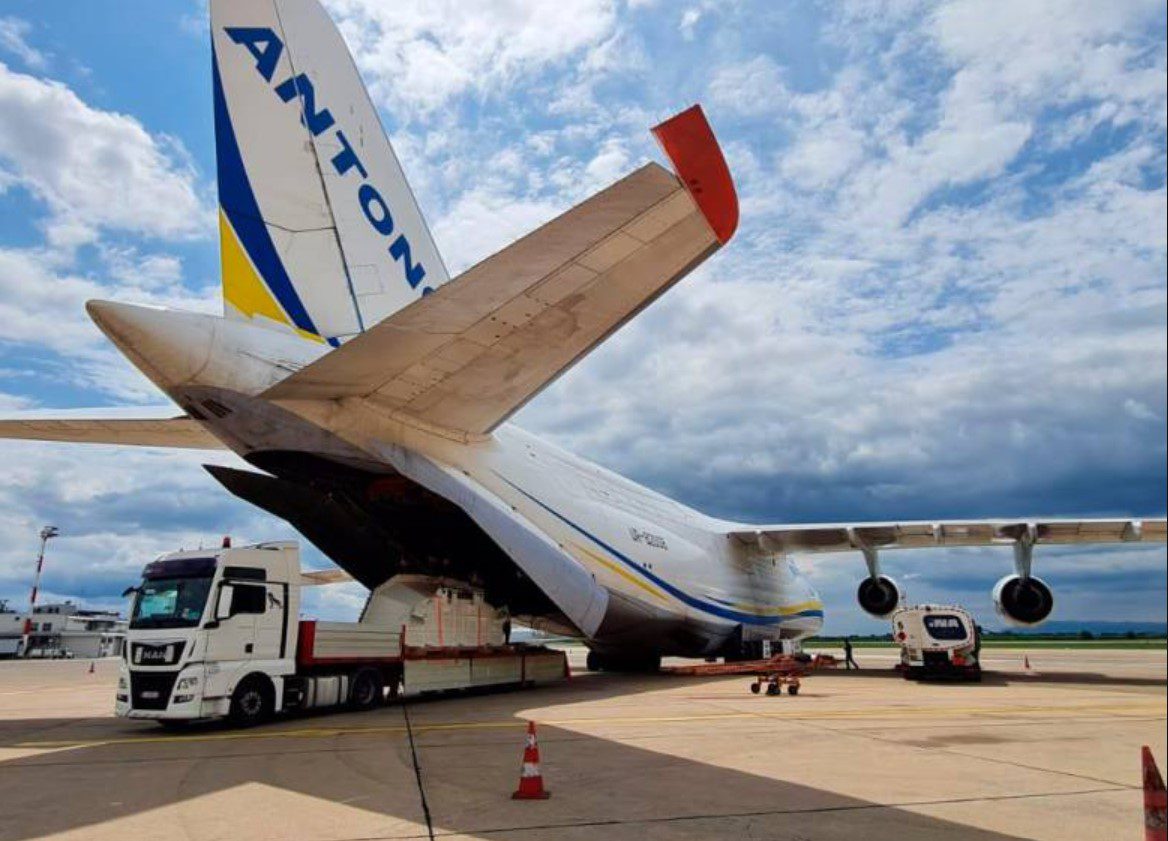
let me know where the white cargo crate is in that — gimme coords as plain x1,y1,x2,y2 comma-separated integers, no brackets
310,621,401,660
471,655,523,687
524,651,567,683
403,657,472,693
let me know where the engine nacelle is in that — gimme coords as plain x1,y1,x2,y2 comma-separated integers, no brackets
856,575,902,619
993,574,1054,627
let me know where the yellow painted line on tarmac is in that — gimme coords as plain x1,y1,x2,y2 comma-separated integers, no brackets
13,700,1164,750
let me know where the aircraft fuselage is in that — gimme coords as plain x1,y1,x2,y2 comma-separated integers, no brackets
88,300,824,659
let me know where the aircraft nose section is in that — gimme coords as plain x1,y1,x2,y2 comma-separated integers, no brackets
87,300,214,390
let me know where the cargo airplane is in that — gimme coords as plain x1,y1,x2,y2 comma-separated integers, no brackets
3,0,1164,670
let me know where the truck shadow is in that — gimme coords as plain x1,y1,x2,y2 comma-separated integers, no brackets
1,675,1041,841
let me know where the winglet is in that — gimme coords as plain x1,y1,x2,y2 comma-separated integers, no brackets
652,104,739,244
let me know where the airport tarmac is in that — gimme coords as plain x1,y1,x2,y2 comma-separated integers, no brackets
0,647,1164,841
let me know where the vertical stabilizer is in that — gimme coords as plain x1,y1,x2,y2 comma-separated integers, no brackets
211,0,450,345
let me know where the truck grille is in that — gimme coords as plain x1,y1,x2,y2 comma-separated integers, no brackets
129,671,178,710
131,641,185,666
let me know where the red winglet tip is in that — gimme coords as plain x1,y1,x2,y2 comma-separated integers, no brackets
651,104,739,244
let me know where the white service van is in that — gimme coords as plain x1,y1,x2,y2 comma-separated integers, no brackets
117,541,566,726
892,604,981,681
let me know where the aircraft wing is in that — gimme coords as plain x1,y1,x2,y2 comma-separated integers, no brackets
264,105,737,436
729,518,1168,554
299,569,353,586
0,408,225,449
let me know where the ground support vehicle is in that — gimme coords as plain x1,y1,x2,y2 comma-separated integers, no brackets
117,541,567,726
749,671,802,696
893,604,981,681
663,652,836,695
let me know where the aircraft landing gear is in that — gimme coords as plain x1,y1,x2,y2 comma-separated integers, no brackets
585,650,661,672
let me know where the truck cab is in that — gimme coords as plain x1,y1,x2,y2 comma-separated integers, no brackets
892,604,981,681
118,541,305,725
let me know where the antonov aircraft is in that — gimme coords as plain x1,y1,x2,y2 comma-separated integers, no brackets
2,0,1164,670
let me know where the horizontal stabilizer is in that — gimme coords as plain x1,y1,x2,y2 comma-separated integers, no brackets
0,409,225,449
264,104,738,436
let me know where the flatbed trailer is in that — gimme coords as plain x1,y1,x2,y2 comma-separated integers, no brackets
295,620,567,696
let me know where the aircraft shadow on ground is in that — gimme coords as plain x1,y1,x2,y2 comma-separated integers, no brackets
0,677,1040,841
821,666,1168,689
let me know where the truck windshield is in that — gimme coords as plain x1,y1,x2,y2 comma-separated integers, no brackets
130,577,212,629
923,614,967,641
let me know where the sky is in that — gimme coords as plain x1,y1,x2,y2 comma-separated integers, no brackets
0,0,1164,635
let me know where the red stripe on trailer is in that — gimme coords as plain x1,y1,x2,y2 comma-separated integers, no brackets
651,104,739,244
296,620,318,667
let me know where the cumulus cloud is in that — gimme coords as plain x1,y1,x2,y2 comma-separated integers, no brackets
323,0,618,114
0,17,47,70
0,62,218,400
0,62,212,249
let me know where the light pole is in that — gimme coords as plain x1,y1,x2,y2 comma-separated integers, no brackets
23,526,60,646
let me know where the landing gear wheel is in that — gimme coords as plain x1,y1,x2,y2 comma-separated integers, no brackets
229,676,273,728
585,652,660,672
349,668,384,711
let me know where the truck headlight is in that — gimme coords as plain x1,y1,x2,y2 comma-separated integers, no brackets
175,675,200,691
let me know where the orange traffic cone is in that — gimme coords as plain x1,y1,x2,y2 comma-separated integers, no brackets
1144,746,1167,841
511,721,550,800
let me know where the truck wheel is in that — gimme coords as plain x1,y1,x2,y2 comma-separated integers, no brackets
229,676,273,727
349,669,384,711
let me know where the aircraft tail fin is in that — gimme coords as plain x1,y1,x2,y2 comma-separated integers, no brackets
211,0,449,346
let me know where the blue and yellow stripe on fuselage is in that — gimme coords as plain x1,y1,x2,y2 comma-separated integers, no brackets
499,477,824,628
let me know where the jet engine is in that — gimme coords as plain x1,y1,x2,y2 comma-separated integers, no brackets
856,575,902,619
992,574,1054,626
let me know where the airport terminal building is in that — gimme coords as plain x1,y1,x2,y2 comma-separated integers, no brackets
1,602,126,659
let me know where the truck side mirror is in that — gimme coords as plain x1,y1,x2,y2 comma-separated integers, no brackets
216,585,235,621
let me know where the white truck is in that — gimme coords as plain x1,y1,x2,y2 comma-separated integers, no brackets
117,541,567,726
892,604,982,681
